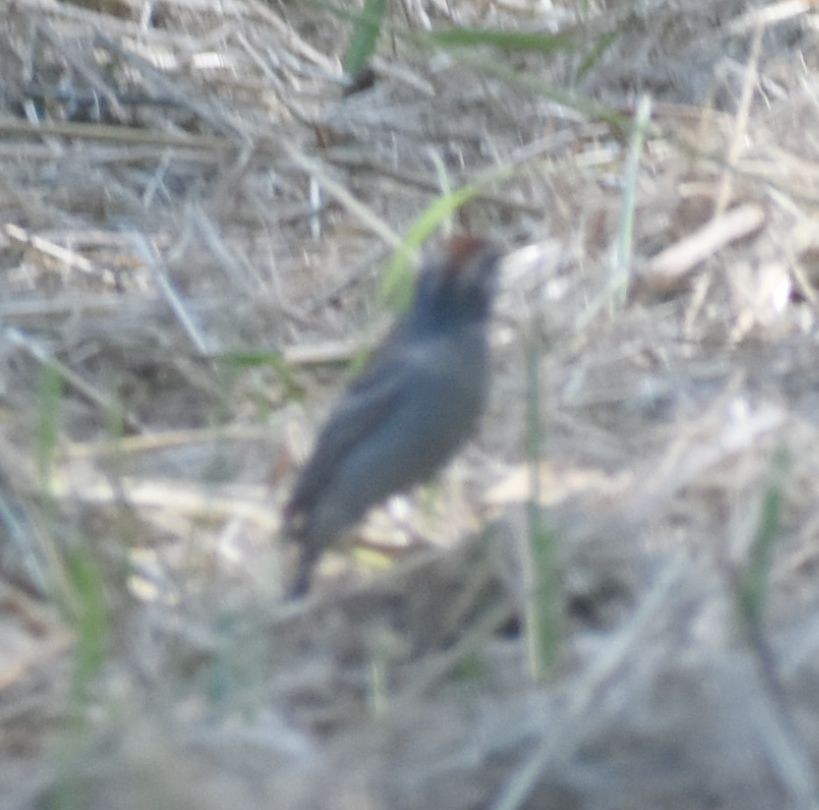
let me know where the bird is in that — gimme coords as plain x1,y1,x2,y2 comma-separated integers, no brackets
284,236,504,597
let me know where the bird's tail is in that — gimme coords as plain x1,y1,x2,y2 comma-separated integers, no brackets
286,542,320,600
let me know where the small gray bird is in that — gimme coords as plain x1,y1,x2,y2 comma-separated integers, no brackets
284,236,503,596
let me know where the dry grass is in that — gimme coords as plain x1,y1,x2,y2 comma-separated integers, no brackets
2,0,819,807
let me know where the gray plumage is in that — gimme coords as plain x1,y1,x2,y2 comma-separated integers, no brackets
285,237,503,596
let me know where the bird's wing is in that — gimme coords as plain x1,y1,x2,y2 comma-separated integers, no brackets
286,341,412,515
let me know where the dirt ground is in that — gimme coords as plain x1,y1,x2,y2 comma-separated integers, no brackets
2,0,819,808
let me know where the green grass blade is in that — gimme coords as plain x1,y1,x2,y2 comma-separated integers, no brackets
524,331,561,680
738,447,789,629
427,26,577,53
575,28,621,82
343,0,388,78
66,547,109,702
609,93,651,310
380,184,479,312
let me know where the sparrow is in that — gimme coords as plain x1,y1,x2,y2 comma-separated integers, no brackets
284,236,504,596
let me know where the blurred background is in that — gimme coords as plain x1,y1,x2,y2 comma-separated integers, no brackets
1,1,819,808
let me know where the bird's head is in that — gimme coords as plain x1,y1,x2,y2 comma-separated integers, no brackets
408,236,503,332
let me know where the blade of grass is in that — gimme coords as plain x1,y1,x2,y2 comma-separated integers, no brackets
308,0,631,130
344,0,388,78
733,447,819,809
379,184,478,312
427,27,577,53
575,28,621,82
66,546,109,703
608,93,652,311
737,446,789,630
523,328,561,681
311,0,619,61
